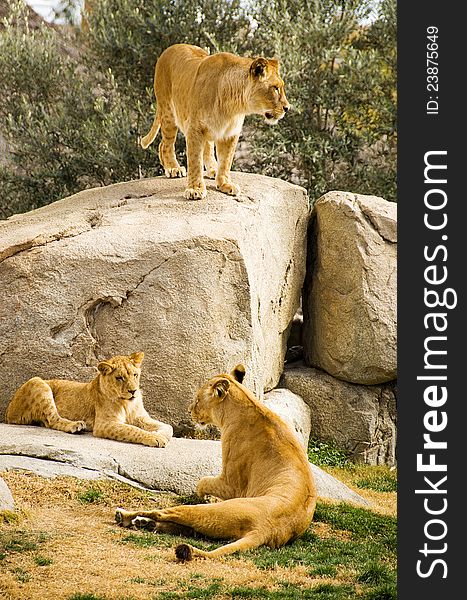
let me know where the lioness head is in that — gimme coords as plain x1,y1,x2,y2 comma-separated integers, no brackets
97,352,144,401
190,364,246,426
248,57,290,125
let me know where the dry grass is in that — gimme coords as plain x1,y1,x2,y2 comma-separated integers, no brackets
0,470,396,600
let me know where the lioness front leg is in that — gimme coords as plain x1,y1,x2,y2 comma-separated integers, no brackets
215,135,240,196
93,421,169,447
184,127,206,200
196,475,236,500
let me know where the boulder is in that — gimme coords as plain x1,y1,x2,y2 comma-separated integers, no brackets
303,192,397,384
262,388,311,450
0,475,14,512
0,424,368,505
0,173,309,427
282,364,396,465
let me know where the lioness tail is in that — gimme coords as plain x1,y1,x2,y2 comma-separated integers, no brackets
140,112,161,149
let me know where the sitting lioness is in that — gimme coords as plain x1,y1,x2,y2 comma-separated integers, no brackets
5,352,173,447
115,365,316,560
141,43,290,200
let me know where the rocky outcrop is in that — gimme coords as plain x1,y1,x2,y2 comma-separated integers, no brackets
263,388,311,450
303,192,396,385
282,364,396,465
0,424,369,505
0,174,309,428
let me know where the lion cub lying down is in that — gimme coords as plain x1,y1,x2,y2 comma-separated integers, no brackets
115,365,317,560
141,43,290,200
5,352,173,447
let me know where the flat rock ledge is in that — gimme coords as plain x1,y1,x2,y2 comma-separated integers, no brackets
0,424,368,506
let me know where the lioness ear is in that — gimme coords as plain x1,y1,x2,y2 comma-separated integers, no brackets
130,352,144,367
231,364,246,384
213,378,230,400
250,57,269,80
268,57,279,70
98,361,114,375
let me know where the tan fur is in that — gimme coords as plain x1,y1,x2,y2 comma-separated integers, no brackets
141,43,290,200
5,352,173,447
115,364,316,560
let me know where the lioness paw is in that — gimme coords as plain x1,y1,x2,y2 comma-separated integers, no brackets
132,516,156,531
216,181,240,196
165,166,186,178
184,186,207,200
115,508,133,528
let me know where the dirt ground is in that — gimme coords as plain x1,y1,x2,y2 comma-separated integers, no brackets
0,471,396,600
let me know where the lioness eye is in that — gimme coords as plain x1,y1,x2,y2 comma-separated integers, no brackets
116,376,124,382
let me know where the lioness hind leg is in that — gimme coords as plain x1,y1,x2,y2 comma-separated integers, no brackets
116,500,256,540
184,127,207,200
6,378,86,434
159,115,186,178
203,141,217,179
130,516,196,537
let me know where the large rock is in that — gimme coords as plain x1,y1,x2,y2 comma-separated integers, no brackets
0,174,309,427
262,388,311,450
0,424,368,505
282,364,396,466
303,192,397,385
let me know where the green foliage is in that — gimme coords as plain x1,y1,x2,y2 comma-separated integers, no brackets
0,0,396,218
307,437,351,467
247,0,396,203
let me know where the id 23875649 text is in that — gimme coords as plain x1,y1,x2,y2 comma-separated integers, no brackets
426,26,439,115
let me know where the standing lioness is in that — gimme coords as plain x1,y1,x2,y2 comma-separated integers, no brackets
116,365,316,560
141,43,290,200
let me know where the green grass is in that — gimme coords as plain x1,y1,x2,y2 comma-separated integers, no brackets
76,487,106,504
34,554,53,566
354,472,397,493
121,500,396,600
0,530,49,558
307,438,351,468
68,594,107,600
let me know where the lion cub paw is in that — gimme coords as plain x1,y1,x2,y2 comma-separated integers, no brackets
68,420,87,434
184,186,207,200
216,181,240,196
165,166,186,178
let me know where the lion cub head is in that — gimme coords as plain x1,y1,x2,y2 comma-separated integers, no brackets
190,364,246,426
248,58,290,125
97,352,144,401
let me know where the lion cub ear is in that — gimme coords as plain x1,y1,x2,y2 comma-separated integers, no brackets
250,57,269,80
213,378,230,400
130,352,144,367
231,364,246,384
98,361,114,375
